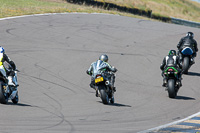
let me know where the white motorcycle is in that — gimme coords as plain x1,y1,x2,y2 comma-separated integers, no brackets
0,68,19,104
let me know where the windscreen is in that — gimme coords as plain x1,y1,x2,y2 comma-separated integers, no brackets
92,60,108,77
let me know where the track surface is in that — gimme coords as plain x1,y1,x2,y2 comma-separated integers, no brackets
0,13,200,133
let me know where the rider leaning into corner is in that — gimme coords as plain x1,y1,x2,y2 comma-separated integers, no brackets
160,50,182,87
0,46,18,99
86,54,117,96
177,32,198,64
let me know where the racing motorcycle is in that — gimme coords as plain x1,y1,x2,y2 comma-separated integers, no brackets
0,69,19,104
180,46,194,74
164,66,181,98
94,71,115,104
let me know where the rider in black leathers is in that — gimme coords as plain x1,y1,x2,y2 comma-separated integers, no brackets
86,54,117,96
160,50,182,87
177,32,198,64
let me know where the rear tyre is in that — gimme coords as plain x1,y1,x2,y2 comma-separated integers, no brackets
182,57,190,74
0,83,8,104
168,79,176,98
99,86,109,104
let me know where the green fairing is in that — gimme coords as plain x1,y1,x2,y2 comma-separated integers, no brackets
164,67,178,76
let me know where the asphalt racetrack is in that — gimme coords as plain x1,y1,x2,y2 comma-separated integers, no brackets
0,13,200,133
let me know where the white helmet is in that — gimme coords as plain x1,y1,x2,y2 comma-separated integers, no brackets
99,54,108,62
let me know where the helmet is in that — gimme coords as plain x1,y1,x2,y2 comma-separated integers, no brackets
0,47,5,53
99,54,108,62
186,32,194,38
169,50,176,55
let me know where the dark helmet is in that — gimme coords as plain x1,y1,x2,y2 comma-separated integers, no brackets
0,46,5,53
99,54,108,62
169,50,176,56
186,32,194,38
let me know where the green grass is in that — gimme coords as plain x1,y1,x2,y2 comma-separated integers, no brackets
96,0,200,22
0,0,200,23
0,0,154,20
0,0,78,17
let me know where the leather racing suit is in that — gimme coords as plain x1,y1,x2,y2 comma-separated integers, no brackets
177,36,198,62
86,60,117,91
160,55,182,87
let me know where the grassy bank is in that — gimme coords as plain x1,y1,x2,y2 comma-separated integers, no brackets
0,0,200,23
0,0,151,20
95,0,200,22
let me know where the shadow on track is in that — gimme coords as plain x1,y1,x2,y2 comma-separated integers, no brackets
186,72,200,77
6,102,33,106
176,95,195,100
97,101,132,107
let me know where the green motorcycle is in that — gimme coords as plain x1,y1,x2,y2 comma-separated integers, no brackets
164,67,181,98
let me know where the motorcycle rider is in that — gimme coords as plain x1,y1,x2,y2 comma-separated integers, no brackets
0,46,18,99
86,54,117,97
160,50,182,87
177,32,198,64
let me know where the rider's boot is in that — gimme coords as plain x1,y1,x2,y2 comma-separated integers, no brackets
177,79,182,87
191,57,195,64
110,83,116,92
95,88,99,97
90,82,95,89
113,87,116,92
96,90,98,97
162,78,167,87
178,74,182,87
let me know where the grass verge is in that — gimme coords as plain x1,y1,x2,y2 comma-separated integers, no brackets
0,0,153,21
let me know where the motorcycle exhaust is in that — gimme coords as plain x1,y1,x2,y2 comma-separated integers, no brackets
105,81,110,86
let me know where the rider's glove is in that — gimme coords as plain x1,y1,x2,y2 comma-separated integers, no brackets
86,70,91,75
112,66,117,72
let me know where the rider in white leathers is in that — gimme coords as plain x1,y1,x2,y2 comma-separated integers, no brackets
86,54,117,96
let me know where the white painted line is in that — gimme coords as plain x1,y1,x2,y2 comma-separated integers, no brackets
138,111,200,133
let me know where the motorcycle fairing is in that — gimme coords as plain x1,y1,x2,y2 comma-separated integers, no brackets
181,47,193,55
92,60,108,78
164,67,178,76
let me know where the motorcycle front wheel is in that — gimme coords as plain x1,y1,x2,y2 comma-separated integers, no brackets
12,91,19,104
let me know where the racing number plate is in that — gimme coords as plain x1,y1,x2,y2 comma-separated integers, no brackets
95,77,104,83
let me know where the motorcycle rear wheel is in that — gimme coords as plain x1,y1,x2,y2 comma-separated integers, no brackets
99,85,109,104
182,57,190,74
167,79,177,98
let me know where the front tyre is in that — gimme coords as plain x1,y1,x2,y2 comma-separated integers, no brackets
0,83,8,104
182,57,190,74
12,92,19,104
99,86,109,104
167,79,176,98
